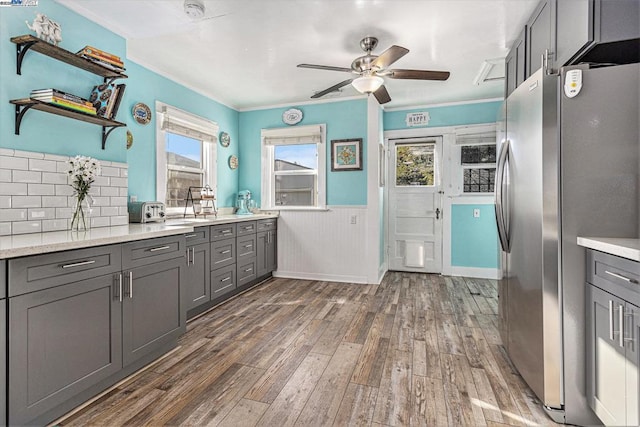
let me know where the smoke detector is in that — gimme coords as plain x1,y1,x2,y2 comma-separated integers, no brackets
184,0,205,19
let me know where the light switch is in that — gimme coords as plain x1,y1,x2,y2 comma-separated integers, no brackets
473,209,480,218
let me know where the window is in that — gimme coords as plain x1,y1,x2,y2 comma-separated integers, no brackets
156,103,218,214
261,124,326,209
456,126,496,194
395,143,435,186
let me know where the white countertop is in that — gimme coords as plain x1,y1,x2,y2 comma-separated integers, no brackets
0,213,278,259
577,237,640,262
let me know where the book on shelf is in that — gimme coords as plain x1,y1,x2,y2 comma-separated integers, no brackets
107,83,126,119
89,82,126,119
79,51,124,68
38,97,97,115
77,45,122,63
78,54,126,73
30,89,93,107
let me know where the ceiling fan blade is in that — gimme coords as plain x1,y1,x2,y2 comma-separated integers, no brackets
371,45,409,69
388,69,450,80
298,64,353,73
373,85,391,104
311,79,354,99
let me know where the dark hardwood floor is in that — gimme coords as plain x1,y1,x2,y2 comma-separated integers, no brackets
59,272,557,426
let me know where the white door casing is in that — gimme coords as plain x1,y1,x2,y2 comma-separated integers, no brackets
388,137,443,273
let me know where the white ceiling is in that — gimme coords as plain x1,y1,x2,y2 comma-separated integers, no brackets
55,0,538,111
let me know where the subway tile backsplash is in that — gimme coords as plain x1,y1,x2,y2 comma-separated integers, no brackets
0,149,128,236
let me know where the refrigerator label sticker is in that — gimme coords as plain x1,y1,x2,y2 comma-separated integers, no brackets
528,81,539,91
564,69,582,98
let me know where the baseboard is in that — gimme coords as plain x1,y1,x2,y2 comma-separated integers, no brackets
448,266,502,280
377,263,388,284
273,270,369,284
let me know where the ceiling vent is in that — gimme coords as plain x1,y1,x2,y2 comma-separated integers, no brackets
473,58,504,85
184,0,205,19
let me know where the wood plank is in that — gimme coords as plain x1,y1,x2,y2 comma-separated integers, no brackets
333,383,378,426
372,349,412,426
296,342,363,425
410,375,448,426
471,367,505,424
218,399,270,427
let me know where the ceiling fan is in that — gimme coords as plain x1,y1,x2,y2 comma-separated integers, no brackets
298,36,450,104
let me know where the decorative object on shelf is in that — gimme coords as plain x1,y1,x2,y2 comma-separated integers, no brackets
282,108,303,125
67,155,101,231
89,82,125,119
26,13,62,46
77,45,125,73
126,130,133,149
219,131,230,147
184,185,217,218
132,102,151,124
228,155,238,170
331,138,363,171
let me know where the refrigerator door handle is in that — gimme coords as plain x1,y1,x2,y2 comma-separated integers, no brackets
494,140,510,252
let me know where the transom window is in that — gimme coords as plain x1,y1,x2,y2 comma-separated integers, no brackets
156,102,218,214
261,124,326,210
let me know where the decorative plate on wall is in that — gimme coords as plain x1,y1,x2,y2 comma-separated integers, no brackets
229,155,238,170
132,103,152,125
220,131,231,147
126,130,133,149
282,108,303,125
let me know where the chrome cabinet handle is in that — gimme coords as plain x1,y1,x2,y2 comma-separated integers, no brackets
245,244,253,249
619,304,625,347
185,233,198,238
221,249,231,254
244,268,253,272
222,229,232,234
149,245,171,252
61,259,96,269
605,270,638,284
118,273,123,303
129,271,133,299
221,276,231,282
244,226,253,230
191,247,196,265
609,300,615,341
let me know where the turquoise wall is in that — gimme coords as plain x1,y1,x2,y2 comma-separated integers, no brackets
238,99,368,206
384,101,502,131
0,1,239,207
450,204,500,269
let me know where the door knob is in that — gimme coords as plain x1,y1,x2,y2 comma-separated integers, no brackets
435,208,440,220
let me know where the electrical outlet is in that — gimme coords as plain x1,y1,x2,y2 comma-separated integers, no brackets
350,215,357,224
473,208,480,218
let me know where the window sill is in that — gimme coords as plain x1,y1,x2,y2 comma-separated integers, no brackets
266,206,329,212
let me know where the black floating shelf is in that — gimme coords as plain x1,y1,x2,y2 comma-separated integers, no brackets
10,34,128,79
10,98,126,149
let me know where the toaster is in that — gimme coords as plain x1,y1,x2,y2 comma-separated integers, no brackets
128,201,166,223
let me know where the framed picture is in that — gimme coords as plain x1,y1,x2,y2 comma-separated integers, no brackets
331,138,363,171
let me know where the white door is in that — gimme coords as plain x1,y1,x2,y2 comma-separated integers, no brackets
388,137,443,273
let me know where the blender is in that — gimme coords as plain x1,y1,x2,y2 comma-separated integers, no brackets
236,190,253,215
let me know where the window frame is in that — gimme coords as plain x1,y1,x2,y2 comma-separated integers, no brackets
156,102,218,216
261,124,326,210
454,125,497,196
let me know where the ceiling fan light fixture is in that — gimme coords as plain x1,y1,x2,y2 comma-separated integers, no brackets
352,75,384,94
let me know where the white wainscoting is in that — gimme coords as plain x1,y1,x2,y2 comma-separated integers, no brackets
274,206,369,284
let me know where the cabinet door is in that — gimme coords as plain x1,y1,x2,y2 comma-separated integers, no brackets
504,51,516,97
256,231,268,278
0,299,5,427
211,238,236,270
554,0,592,67
211,264,236,299
587,284,627,426
185,242,210,311
266,230,277,273
122,257,185,367
527,0,551,77
9,274,122,425
625,301,639,427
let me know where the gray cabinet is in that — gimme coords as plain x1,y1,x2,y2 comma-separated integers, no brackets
211,238,236,270
257,229,277,278
0,260,6,427
237,221,257,236
8,273,122,425
586,249,640,426
211,263,236,298
505,29,526,97
526,0,551,77
554,0,592,67
185,227,210,311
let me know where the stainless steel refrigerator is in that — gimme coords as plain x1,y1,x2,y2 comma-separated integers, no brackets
495,63,639,425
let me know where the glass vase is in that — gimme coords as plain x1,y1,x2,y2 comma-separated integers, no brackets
71,193,92,231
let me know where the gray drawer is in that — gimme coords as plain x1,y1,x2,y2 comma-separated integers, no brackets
237,258,257,287
8,245,122,297
0,260,5,299
210,223,236,241
211,238,236,270
211,264,236,298
237,234,256,260
257,218,277,232
237,221,257,236
184,226,209,246
587,249,640,306
122,235,186,270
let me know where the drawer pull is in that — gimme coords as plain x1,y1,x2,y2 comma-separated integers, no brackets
222,230,232,234
61,259,96,269
149,245,171,252
244,268,253,272
185,233,198,238
244,226,253,230
221,276,231,282
221,250,231,254
245,244,253,249
605,270,638,284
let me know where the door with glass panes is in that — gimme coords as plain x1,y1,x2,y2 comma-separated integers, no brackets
388,137,443,273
